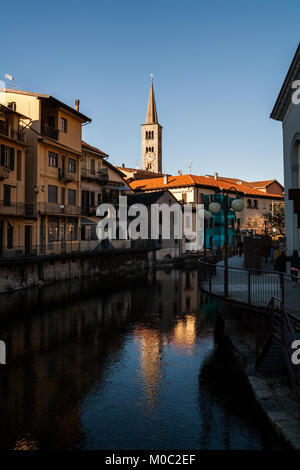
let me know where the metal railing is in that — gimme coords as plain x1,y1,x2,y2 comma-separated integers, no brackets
58,168,77,182
38,202,81,216
0,166,9,180
0,238,161,260
81,167,108,183
41,125,59,140
198,258,293,308
0,201,28,217
256,297,300,401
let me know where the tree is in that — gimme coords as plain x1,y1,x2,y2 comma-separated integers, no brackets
263,202,285,236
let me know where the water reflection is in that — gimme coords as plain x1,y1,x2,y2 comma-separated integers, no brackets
0,269,280,450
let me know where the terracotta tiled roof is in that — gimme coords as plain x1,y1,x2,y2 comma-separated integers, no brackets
248,179,281,187
129,174,283,199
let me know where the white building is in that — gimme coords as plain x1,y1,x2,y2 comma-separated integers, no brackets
271,44,300,253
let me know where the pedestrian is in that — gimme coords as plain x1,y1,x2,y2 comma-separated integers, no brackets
287,250,300,287
274,251,287,288
237,240,243,257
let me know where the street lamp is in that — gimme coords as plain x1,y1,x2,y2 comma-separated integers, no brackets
203,209,211,257
208,187,245,297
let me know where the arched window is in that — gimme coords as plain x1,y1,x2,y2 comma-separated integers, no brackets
247,199,252,208
253,200,258,209
146,131,148,139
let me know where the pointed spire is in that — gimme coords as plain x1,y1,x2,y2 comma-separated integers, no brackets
145,76,158,124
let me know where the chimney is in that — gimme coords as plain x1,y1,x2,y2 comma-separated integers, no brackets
163,174,168,184
75,99,80,111
214,172,218,180
122,163,125,168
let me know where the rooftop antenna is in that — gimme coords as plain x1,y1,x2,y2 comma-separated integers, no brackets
178,170,182,175
188,161,193,174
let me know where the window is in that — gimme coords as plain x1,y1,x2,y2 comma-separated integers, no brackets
0,144,5,166
4,185,11,205
7,222,13,249
9,148,14,171
90,159,95,173
0,145,8,167
68,158,76,173
17,150,21,181
98,192,102,205
91,192,95,207
61,117,67,133
48,185,58,203
68,189,76,206
247,199,252,208
48,151,58,167
48,217,59,242
182,193,187,203
253,200,258,209
67,218,77,241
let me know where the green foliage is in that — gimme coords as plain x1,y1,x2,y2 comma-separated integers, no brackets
263,202,285,236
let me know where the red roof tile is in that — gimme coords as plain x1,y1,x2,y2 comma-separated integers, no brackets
129,174,283,199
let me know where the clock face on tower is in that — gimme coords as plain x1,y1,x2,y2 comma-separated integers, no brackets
146,151,155,163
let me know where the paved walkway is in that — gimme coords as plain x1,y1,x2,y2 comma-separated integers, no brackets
201,255,300,317
224,309,300,449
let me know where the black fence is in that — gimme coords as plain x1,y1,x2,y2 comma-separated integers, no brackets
198,258,294,308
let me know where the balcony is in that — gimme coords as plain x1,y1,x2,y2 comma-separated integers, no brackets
58,168,77,183
0,201,26,216
0,120,8,136
41,125,59,140
81,167,108,184
38,202,81,216
0,166,9,180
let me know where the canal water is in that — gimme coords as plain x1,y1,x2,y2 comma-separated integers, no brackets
0,268,282,450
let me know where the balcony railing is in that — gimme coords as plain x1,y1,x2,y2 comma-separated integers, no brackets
0,122,25,142
41,125,59,140
38,202,81,216
0,166,9,180
0,120,8,136
0,201,26,216
81,167,108,184
58,168,77,183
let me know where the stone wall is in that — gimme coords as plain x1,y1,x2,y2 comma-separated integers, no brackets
0,250,150,294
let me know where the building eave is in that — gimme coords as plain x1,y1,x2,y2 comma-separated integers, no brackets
270,43,300,121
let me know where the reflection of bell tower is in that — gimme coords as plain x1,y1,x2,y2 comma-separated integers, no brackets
141,77,162,173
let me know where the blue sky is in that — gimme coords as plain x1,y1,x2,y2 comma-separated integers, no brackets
1,0,299,183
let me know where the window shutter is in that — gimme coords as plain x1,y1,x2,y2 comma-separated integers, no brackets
10,148,15,171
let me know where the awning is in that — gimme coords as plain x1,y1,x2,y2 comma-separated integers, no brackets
80,217,97,225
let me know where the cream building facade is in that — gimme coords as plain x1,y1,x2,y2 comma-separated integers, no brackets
271,44,300,253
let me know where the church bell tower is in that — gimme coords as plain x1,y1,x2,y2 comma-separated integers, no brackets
141,77,162,173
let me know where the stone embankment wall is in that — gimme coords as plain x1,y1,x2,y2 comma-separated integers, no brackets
0,250,151,294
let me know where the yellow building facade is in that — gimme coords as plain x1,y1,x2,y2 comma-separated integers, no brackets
0,104,31,256
2,90,91,255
